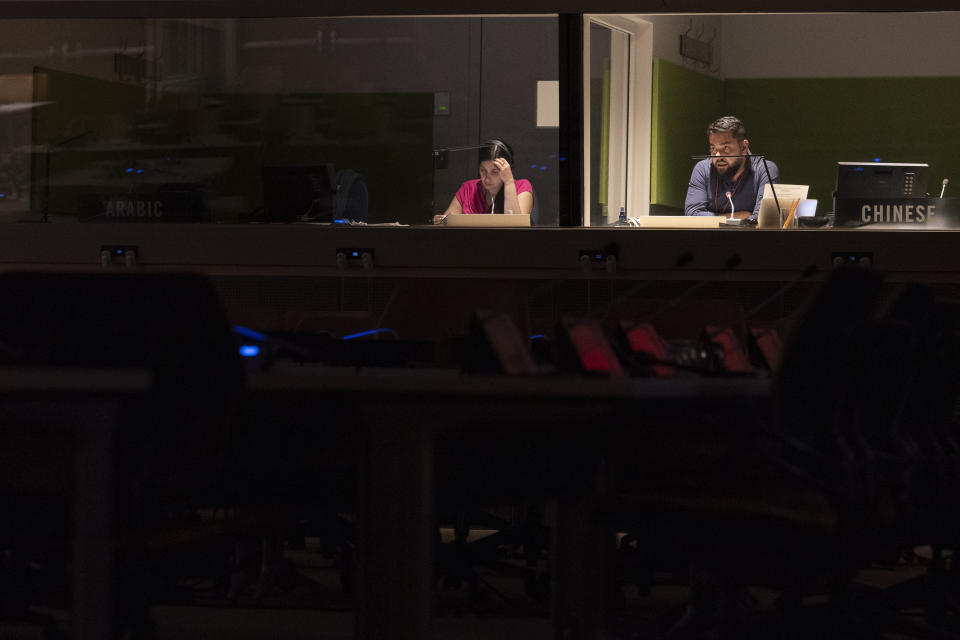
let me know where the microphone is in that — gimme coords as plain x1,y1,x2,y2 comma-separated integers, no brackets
431,143,496,170
722,191,744,226
941,178,949,198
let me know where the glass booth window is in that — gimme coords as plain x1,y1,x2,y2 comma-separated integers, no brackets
0,17,558,225
625,11,960,228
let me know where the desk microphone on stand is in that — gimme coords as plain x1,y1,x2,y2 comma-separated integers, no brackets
941,178,949,198
723,190,744,226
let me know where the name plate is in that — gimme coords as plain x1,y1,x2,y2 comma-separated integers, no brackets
78,186,207,223
835,197,960,228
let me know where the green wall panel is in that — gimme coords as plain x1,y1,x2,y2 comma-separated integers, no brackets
651,63,960,213
650,58,723,210
724,77,960,210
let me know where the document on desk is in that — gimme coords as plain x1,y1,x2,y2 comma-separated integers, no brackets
763,184,809,202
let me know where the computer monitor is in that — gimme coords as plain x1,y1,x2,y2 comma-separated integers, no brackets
835,162,929,199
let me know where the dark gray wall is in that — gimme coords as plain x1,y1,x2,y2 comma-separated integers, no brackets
479,18,559,225
235,16,557,222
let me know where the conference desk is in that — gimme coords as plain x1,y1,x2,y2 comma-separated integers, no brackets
246,365,770,640
0,362,769,639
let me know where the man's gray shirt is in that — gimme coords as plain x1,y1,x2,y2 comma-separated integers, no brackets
684,155,779,220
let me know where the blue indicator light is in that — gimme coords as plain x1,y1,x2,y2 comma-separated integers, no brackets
233,325,266,341
873,158,882,162
136,169,143,174
351,251,359,257
333,218,348,224
594,254,602,260
125,168,133,173
343,327,398,340
531,164,538,169
0,193,5,198
855,167,865,171
530,334,548,340
239,345,260,357
540,166,548,171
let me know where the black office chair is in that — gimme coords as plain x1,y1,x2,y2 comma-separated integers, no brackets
845,290,960,633
528,184,540,227
0,271,244,497
0,271,249,634
599,265,890,639
333,168,369,223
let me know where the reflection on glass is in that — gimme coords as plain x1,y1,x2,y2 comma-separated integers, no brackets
588,21,629,227
0,17,557,225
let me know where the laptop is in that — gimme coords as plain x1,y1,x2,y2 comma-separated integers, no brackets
444,213,531,227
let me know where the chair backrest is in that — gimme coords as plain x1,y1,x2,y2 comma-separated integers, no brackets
334,168,369,222
530,184,539,227
0,271,242,393
0,271,245,489
852,284,936,455
775,266,884,468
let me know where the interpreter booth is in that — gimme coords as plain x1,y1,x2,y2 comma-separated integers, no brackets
0,9,957,332
2,3,960,640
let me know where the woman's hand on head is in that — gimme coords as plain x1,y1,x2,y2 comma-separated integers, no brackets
494,157,515,185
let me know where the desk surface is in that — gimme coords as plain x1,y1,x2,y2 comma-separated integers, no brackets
248,364,770,401
248,363,770,640
0,367,152,392
5,223,960,281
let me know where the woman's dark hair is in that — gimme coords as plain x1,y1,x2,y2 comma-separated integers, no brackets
478,139,515,213
478,139,515,167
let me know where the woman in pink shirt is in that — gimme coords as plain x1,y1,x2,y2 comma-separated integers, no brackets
433,140,534,224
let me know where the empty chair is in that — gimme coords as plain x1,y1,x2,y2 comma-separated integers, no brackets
599,266,889,639
0,271,248,634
